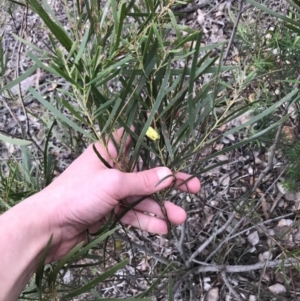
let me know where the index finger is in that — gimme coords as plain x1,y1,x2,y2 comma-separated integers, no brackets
174,172,201,194
92,127,133,167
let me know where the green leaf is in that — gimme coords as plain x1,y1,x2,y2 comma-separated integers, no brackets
246,0,300,28
47,241,84,286
224,89,299,136
137,263,174,298
0,63,38,94
27,52,80,87
114,0,127,52
188,32,202,137
61,99,87,124
81,298,153,301
62,260,129,298
28,87,93,138
129,64,171,167
0,132,32,146
88,56,133,86
27,0,73,51
11,33,42,52
35,235,53,298
74,28,90,65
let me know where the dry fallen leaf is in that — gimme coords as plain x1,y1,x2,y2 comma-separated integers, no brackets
282,125,296,143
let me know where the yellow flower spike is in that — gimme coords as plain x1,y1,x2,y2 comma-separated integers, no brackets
145,126,160,141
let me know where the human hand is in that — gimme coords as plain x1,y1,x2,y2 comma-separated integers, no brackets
39,128,200,262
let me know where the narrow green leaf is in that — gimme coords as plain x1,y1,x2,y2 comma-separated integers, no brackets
47,241,84,285
137,263,174,298
62,260,129,298
129,65,170,166
88,56,133,86
114,1,126,52
27,0,73,51
85,298,153,301
41,0,64,29
168,8,183,46
28,88,92,138
171,115,290,170
43,120,56,187
11,33,42,52
246,0,300,28
188,33,202,137
61,99,87,124
27,52,80,87
0,63,38,94
35,235,53,297
101,97,123,133
121,66,236,76
0,133,32,146
74,28,90,65
224,89,299,136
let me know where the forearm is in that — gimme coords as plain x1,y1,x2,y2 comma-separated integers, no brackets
0,193,54,301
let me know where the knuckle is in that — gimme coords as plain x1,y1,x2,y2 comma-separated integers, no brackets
137,171,154,193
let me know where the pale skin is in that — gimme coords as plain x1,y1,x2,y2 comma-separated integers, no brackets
0,129,200,301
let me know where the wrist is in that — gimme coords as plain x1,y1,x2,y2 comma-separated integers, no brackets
0,192,55,301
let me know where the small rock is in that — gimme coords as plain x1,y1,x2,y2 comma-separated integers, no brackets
277,183,286,195
217,154,228,161
226,133,235,141
277,219,293,227
247,231,259,246
268,283,286,294
205,287,219,301
275,272,285,284
203,277,211,291
248,295,257,301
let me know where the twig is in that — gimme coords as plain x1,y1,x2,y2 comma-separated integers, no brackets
227,213,293,242
206,212,293,264
252,123,284,192
113,232,172,266
176,221,187,261
172,0,210,14
15,4,43,154
16,4,28,137
205,215,245,263
270,192,284,213
205,168,287,262
1,97,23,130
186,212,236,268
254,167,286,211
221,271,242,301
223,0,244,62
174,257,300,292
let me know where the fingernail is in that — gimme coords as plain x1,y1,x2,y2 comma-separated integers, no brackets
157,167,172,180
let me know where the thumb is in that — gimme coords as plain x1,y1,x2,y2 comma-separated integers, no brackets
111,167,173,199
